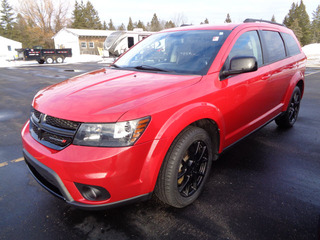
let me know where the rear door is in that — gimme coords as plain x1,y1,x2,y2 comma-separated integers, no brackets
260,30,297,110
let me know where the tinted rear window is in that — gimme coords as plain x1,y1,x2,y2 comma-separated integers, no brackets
282,33,301,56
262,31,286,63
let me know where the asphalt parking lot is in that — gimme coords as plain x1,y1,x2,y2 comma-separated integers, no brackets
0,63,319,240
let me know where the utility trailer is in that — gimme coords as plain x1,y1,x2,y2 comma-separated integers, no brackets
17,47,72,64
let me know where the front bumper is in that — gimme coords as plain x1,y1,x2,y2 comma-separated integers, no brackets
21,121,163,209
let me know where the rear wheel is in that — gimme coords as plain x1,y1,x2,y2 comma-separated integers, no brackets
37,59,45,64
45,56,54,64
275,86,301,128
56,56,64,63
155,126,213,208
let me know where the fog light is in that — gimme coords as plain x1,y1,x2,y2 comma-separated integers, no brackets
75,183,110,201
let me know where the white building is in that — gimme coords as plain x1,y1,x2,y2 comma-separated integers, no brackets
0,36,22,60
52,28,115,56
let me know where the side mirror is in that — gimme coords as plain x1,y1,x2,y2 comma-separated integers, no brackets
221,56,258,79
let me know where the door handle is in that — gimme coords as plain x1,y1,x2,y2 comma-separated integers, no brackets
261,74,271,80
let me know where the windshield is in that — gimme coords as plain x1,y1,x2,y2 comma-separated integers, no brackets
114,30,231,75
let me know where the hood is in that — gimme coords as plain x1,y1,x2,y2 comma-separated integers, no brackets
33,68,202,122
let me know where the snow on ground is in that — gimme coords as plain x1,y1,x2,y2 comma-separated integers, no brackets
302,43,320,67
0,54,115,68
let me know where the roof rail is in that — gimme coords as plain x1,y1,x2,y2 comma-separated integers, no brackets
243,18,285,27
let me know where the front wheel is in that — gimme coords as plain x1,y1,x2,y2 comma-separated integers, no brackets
275,86,301,128
155,126,213,208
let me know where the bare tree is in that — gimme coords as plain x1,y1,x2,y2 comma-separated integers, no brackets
172,12,188,27
17,0,70,33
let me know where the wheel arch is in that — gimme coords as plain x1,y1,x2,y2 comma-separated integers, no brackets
282,71,305,111
139,103,225,193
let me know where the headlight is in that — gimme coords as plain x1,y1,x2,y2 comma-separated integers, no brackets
73,117,150,147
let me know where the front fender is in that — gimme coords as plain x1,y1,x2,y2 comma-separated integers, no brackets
155,102,225,147
138,102,226,193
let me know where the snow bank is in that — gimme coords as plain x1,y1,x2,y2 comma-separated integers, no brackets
0,54,115,68
302,43,320,67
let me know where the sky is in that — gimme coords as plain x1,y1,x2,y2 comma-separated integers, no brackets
10,0,319,27
84,0,319,26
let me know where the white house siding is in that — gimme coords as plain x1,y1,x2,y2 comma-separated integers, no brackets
53,28,115,56
53,30,80,56
0,36,22,60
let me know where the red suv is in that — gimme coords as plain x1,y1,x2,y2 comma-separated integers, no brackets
21,19,306,209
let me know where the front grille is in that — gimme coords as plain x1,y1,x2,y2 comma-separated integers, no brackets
45,115,80,130
30,108,81,150
33,108,41,120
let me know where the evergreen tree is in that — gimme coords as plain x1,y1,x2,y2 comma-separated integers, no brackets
283,0,311,46
118,23,126,30
164,20,175,29
103,21,107,30
224,14,232,23
312,5,320,42
136,20,146,30
291,18,303,41
283,3,297,27
296,0,311,45
271,15,276,23
201,18,209,24
13,13,34,47
71,1,86,28
0,0,15,38
71,0,103,29
85,1,103,29
150,13,162,31
127,17,134,30
108,19,115,30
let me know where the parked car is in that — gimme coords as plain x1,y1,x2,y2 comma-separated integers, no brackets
21,19,306,209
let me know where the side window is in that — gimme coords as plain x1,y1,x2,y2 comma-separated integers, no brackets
81,42,87,48
128,37,134,48
282,33,301,56
262,31,286,63
227,31,263,68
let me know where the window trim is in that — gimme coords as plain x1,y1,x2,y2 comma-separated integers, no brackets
260,30,287,65
280,32,301,57
89,42,94,48
81,42,87,48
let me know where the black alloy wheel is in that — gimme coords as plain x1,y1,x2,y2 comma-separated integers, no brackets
177,140,209,197
155,126,213,208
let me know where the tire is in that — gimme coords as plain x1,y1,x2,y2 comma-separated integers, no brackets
45,57,54,64
275,86,301,128
37,60,45,64
155,126,213,208
56,56,64,63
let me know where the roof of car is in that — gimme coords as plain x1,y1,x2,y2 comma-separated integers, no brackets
161,21,288,33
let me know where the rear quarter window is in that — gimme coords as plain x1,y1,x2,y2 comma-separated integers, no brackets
281,33,301,56
262,31,286,63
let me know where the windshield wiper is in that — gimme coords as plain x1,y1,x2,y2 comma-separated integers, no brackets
133,65,170,72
